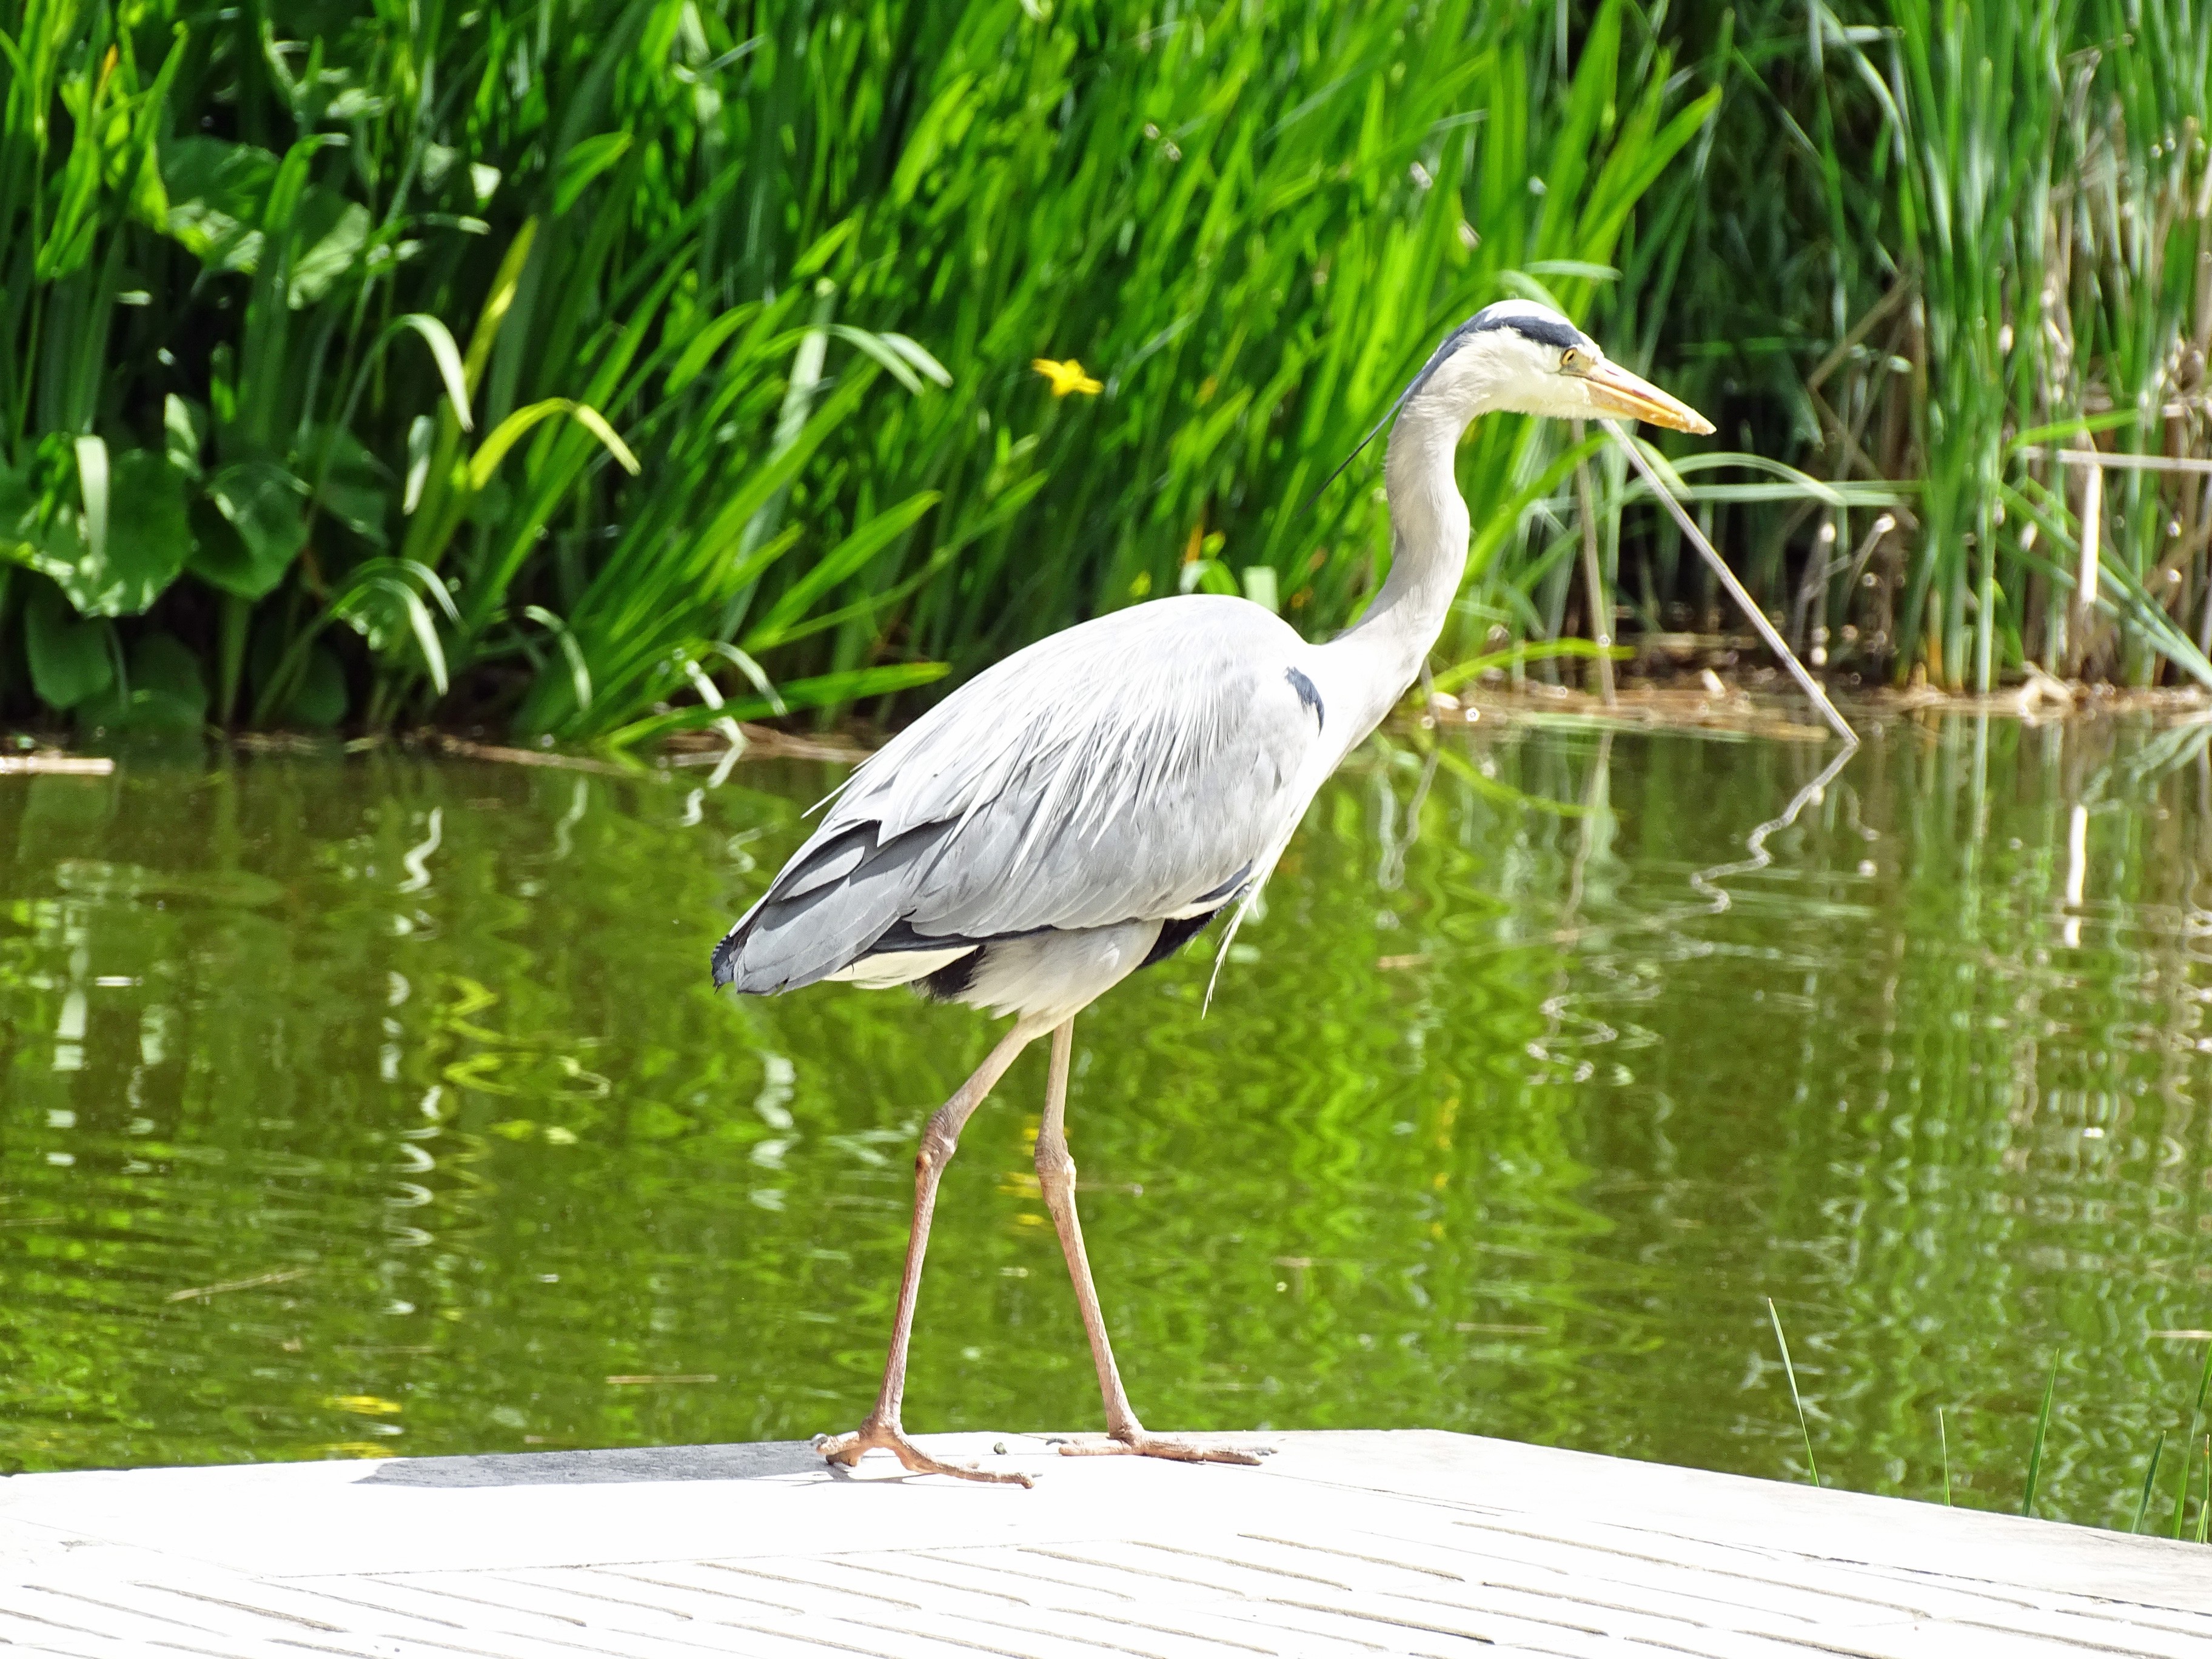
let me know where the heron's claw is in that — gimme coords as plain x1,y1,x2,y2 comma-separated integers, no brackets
1057,1430,1267,1466
813,1420,1033,1487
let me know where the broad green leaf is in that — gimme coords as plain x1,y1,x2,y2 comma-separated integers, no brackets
2,449,189,617
22,583,115,711
301,424,393,546
288,188,372,307
192,463,307,599
288,646,350,727
77,632,209,731
420,144,461,192
0,460,84,583
159,136,276,271
86,449,191,615
164,395,209,481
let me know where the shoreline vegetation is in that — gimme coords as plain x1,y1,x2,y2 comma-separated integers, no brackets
2,1,2210,743
8,657,2210,780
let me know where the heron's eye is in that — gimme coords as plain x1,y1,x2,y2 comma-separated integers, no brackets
1560,347,1585,372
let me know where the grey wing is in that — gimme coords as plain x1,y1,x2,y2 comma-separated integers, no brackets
711,597,1326,994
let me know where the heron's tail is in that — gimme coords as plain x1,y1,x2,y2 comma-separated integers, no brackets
708,819,948,995
709,911,759,990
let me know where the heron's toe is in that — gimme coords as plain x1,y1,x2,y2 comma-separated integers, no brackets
814,1421,1034,1487
1059,1432,1266,1466
811,1429,868,1469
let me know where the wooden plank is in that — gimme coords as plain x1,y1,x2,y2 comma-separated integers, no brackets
0,1431,2201,1659
0,1580,367,1659
894,1551,1314,1657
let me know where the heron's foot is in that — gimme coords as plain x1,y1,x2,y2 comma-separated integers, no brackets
1057,1428,1267,1466
813,1419,1033,1487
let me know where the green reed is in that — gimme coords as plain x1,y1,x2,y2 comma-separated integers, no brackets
0,0,1721,738
1643,0,2211,694
1,2,2208,736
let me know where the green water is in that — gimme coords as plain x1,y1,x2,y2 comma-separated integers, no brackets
2,716,2209,1534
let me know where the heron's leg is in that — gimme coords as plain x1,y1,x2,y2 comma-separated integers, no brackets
1034,1017,1261,1468
816,1018,1042,1487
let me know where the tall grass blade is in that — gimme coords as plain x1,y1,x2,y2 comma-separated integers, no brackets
2133,1432,2165,1534
2179,1341,2212,1541
1939,1407,1952,1507
1766,1298,1821,1489
2199,1441,2211,1546
2022,1353,2059,1519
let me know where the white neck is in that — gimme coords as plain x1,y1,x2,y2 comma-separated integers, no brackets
1312,388,1473,749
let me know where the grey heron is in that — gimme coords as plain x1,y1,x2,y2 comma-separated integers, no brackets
712,301,1712,1484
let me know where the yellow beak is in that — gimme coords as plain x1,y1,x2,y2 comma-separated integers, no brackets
1582,359,1715,435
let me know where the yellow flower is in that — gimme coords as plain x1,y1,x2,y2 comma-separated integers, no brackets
1032,357,1103,398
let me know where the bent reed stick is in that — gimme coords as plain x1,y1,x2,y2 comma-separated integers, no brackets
1606,423,1858,747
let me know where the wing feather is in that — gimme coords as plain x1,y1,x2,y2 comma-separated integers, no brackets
712,597,1323,993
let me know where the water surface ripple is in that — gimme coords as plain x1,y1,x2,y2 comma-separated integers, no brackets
2,717,2207,1534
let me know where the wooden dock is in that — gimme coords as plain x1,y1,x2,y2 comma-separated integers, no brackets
1,1430,2204,1658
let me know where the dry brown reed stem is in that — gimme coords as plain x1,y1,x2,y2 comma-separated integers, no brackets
1605,423,1858,747
0,756,114,775
1571,420,1615,706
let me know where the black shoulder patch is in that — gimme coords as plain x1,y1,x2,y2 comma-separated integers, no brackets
1285,666,1324,726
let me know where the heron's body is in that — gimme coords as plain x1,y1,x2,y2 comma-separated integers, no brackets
716,595,1394,1018
709,300,1710,1483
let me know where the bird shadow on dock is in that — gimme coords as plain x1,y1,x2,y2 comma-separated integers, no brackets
361,1440,826,1487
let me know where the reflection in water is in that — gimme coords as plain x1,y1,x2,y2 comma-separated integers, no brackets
0,717,2207,1534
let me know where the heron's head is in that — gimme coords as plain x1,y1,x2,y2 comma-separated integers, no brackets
1407,300,1713,434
